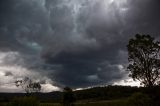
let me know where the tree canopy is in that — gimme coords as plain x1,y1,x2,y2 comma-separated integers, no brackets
127,34,160,87
63,87,75,106
15,77,41,93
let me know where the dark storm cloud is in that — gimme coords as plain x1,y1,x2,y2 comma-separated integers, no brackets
0,0,48,53
121,0,160,37
45,50,125,87
0,0,160,89
43,0,160,87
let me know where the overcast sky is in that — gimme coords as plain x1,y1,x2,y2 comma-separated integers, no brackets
0,0,160,92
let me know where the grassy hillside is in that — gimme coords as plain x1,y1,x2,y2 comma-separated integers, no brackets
0,85,160,106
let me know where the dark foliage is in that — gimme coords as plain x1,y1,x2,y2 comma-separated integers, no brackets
74,85,139,101
15,77,41,93
62,87,76,106
0,85,160,105
127,34,160,87
127,92,152,106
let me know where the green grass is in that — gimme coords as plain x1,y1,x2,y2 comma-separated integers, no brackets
0,96,152,106
40,103,61,106
1,100,127,106
75,100,127,106
40,99,127,106
0,103,7,106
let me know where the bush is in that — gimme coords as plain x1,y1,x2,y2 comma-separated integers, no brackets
8,96,39,106
127,92,152,106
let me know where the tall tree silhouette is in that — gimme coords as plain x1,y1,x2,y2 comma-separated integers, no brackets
63,87,75,106
15,77,41,93
127,34,160,87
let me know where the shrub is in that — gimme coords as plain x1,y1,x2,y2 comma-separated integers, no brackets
127,92,152,106
8,96,39,106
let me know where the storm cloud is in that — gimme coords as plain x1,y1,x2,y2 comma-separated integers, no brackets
0,0,160,91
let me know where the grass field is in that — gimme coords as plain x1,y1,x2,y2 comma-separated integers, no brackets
1,100,127,106
37,100,128,106
0,97,152,106
40,103,60,106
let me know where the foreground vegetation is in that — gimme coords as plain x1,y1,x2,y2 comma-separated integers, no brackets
0,98,152,106
0,85,160,106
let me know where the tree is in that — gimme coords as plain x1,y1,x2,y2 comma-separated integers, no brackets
62,87,75,106
127,34,160,87
15,77,41,93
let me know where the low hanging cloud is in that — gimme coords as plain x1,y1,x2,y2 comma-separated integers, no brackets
0,0,160,91
0,51,60,92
